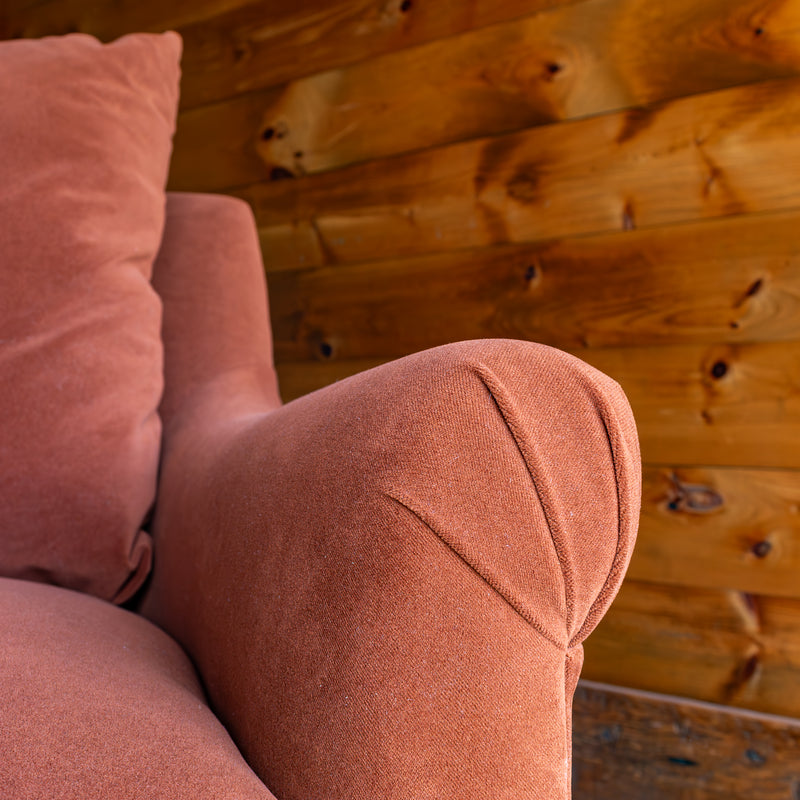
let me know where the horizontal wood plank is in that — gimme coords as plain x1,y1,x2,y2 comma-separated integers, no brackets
3,0,264,39
274,341,800,468
582,343,800,469
3,0,583,107
257,0,800,176
234,75,800,264
582,579,800,717
267,210,800,361
572,680,800,799
176,0,583,109
170,89,283,196
632,467,800,599
1,0,48,18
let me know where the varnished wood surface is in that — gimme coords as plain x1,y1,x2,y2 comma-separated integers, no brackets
267,209,800,359
255,0,800,176
573,681,800,799
232,75,800,263
22,0,792,177
274,342,800,469
4,0,582,106
583,342,800,469
2,0,258,39
633,467,800,599
582,580,800,716
176,0,582,109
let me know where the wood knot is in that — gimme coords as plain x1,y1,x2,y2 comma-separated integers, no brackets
745,278,763,298
599,725,621,744
622,201,636,230
722,649,761,702
262,121,288,142
710,360,728,379
507,168,541,204
667,474,724,514
232,42,250,63
751,540,772,559
269,167,295,181
543,62,563,81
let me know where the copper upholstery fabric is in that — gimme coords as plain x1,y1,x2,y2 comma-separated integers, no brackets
142,193,641,799
0,577,277,800
0,33,180,602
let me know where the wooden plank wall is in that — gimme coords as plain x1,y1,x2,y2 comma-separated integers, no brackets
5,0,800,794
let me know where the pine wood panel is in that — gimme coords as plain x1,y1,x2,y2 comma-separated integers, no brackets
170,89,283,197
1,0,45,18
234,75,800,263
633,468,800,599
573,681,800,799
274,342,800,468
3,0,583,108
3,0,263,39
583,343,800,469
257,0,800,177
267,210,800,361
582,579,800,717
176,0,583,110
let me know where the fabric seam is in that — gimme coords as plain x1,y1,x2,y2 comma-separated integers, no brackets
384,490,564,651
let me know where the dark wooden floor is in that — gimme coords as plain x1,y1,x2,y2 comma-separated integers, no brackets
574,681,800,799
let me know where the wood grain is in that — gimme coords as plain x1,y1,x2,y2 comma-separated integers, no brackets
257,0,800,176
176,0,584,109
274,342,800,469
633,467,800,599
234,75,800,263
582,342,800,469
170,89,283,197
267,209,800,361
582,579,800,717
2,0,48,18
3,0,584,106
573,680,800,799
2,0,261,39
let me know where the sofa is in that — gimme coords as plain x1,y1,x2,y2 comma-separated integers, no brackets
0,31,641,799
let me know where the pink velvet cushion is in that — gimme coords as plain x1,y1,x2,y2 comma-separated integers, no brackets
0,33,181,602
0,578,277,799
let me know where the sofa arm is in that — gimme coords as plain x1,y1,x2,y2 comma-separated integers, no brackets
142,329,639,797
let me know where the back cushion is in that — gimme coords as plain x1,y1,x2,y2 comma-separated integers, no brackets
0,33,181,603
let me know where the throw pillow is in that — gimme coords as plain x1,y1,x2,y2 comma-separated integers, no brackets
0,32,181,602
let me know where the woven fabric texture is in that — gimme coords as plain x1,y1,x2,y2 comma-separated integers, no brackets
0,33,181,602
141,193,641,800
0,577,277,800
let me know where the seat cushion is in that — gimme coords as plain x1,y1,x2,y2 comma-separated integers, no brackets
0,578,277,799
0,33,181,602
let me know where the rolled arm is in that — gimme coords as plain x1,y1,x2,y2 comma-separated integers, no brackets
141,194,641,800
